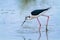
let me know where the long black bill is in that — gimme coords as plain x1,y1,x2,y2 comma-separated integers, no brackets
21,20,26,26
21,17,27,26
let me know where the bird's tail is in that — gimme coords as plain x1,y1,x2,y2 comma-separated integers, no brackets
43,7,51,11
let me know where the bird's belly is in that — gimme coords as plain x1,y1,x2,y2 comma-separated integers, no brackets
31,15,41,19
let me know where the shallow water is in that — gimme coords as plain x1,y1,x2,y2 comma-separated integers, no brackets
0,0,60,40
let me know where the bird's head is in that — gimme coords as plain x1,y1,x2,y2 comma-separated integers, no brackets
21,16,31,26
25,16,31,20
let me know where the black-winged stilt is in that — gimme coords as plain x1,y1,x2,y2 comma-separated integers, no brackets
21,7,51,40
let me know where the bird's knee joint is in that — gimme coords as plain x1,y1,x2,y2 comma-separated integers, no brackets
47,16,49,19
39,24,41,27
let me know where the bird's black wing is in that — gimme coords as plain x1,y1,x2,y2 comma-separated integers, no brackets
31,10,43,15
31,7,50,16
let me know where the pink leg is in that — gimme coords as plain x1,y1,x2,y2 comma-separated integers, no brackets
46,15,49,40
41,15,49,40
41,15,49,31
37,17,41,40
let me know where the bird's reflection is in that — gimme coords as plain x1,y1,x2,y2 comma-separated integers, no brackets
38,31,41,40
46,27,49,40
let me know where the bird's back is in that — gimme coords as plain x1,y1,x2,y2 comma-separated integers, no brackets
31,7,50,16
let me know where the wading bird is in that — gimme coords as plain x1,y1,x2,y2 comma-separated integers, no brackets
21,7,51,40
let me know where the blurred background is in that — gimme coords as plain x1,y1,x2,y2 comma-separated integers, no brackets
0,0,60,40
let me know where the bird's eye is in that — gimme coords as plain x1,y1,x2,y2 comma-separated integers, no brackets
28,16,30,18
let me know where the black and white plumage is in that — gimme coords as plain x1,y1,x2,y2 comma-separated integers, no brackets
21,7,51,26
31,7,50,16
